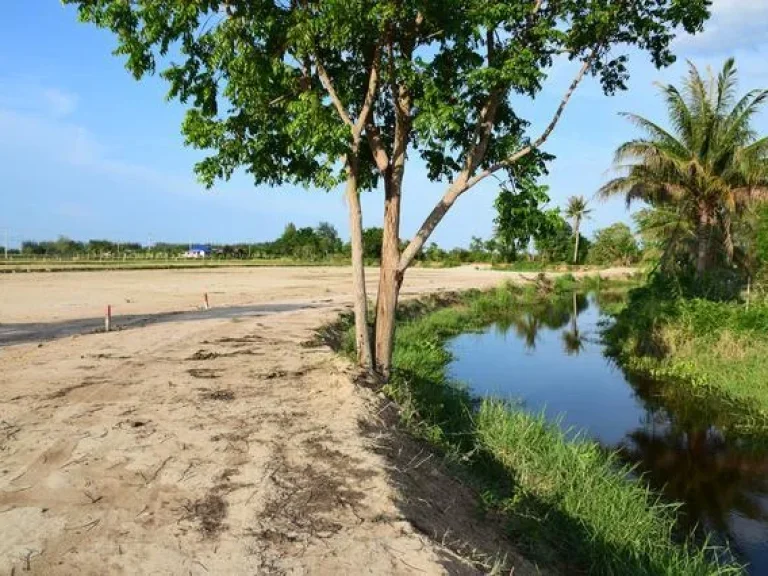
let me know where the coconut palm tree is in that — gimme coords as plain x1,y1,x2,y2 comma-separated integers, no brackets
565,195,591,264
600,59,768,278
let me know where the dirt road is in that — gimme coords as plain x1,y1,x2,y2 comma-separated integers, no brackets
0,266,635,574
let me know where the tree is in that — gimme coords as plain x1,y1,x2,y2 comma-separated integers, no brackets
468,236,490,262
534,212,588,263
588,223,640,265
493,176,552,262
600,59,768,278
362,228,384,261
66,0,710,378
316,222,342,256
565,196,592,264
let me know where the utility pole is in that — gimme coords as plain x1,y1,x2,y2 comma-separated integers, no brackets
2,228,8,259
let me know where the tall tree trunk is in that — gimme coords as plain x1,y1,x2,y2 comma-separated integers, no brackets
723,211,734,264
372,70,411,379
374,175,402,378
572,216,581,264
345,154,372,370
696,207,709,278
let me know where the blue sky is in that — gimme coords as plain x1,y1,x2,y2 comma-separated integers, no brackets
2,1,768,248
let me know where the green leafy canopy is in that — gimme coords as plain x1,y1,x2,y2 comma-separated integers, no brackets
65,0,711,196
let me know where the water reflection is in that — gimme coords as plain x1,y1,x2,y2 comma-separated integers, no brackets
447,292,768,573
619,425,768,533
562,293,585,356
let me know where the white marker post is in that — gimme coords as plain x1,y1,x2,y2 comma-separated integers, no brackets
105,305,112,332
203,293,210,310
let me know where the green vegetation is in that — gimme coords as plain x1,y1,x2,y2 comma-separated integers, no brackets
333,281,736,575
606,279,768,433
14,222,348,261
492,177,561,262
600,59,768,280
588,223,642,266
535,213,592,264
599,59,768,438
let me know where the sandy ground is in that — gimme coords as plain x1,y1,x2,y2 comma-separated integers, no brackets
0,266,636,574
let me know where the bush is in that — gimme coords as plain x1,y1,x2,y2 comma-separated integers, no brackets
587,223,641,266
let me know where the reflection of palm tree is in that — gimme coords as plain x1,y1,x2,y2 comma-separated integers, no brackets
618,425,768,534
536,298,573,330
513,313,540,350
562,292,585,355
616,367,768,538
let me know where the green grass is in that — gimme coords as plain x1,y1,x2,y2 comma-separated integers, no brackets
491,261,638,273
336,281,737,575
606,283,768,434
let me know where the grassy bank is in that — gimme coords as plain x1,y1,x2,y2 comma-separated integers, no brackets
605,282,768,434
338,280,736,574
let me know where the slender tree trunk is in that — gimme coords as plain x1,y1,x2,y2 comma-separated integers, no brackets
346,154,372,370
572,217,581,264
696,207,709,278
374,175,402,378
372,71,411,379
723,212,734,264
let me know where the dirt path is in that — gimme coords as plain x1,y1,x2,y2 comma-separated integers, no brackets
0,265,637,325
0,266,636,574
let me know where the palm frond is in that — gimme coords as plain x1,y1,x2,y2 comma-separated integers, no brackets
619,112,689,158
715,57,738,117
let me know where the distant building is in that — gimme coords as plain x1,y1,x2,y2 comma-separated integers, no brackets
183,244,211,258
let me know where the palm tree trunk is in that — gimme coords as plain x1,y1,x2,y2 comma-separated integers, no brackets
696,207,709,278
572,216,581,264
723,212,734,264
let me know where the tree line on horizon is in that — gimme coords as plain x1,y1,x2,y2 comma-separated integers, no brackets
14,214,642,267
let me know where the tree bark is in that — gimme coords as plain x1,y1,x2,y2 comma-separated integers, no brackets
345,154,373,370
696,207,710,278
573,217,581,264
374,174,403,378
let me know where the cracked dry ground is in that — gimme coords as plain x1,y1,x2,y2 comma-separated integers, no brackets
0,306,542,575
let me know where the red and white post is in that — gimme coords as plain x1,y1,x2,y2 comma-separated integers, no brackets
105,305,112,332
203,293,210,310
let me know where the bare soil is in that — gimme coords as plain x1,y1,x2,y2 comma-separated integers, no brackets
0,266,636,574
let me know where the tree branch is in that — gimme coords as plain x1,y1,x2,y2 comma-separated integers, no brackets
353,44,381,140
365,122,390,173
398,53,595,272
314,59,354,130
465,54,593,190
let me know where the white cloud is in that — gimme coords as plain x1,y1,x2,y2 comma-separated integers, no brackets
42,88,78,118
677,0,768,55
0,79,78,118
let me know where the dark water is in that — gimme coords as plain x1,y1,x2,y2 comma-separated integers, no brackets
447,293,768,573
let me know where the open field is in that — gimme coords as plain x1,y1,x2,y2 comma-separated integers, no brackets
0,257,349,274
0,265,635,326
0,266,636,574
